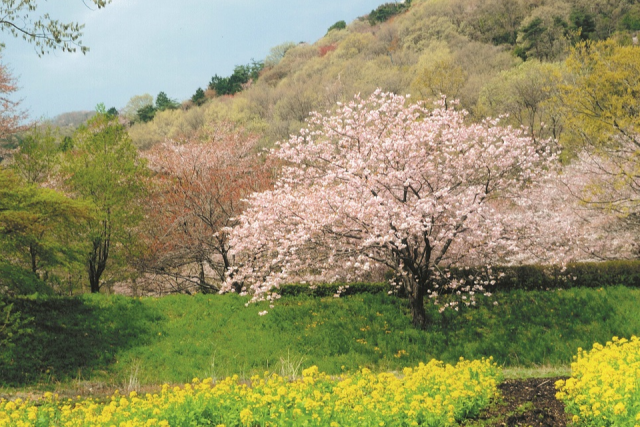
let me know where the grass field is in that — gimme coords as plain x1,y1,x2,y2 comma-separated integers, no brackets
1,286,639,391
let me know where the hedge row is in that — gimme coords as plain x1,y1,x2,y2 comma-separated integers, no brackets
278,260,640,297
459,260,640,291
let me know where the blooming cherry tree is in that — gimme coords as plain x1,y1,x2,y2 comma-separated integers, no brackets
224,91,556,329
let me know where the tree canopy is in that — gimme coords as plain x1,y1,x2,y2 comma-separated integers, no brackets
61,110,148,293
0,0,111,55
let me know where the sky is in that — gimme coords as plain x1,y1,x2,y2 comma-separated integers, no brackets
1,0,386,121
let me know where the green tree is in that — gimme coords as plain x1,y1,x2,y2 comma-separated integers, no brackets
0,167,92,286
208,61,264,96
411,45,467,108
560,40,640,151
477,60,566,142
368,1,412,25
136,104,157,123
559,40,640,220
120,94,154,122
570,9,596,41
264,42,296,67
327,20,346,33
62,110,147,293
155,91,179,112
11,127,59,184
191,87,206,106
0,0,111,55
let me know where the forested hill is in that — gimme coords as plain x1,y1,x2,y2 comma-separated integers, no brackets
124,0,640,149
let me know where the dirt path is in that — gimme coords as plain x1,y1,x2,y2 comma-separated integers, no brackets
464,377,570,426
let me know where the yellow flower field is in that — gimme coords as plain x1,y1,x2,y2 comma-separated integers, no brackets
556,336,640,427
0,358,500,427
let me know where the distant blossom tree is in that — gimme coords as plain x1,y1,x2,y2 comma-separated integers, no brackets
142,123,272,294
223,90,557,329
0,61,25,140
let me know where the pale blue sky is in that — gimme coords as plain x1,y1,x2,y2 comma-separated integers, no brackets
1,0,385,120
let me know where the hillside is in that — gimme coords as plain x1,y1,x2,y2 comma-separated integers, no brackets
126,0,640,149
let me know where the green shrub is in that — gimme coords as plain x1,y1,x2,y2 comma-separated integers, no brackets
0,262,52,296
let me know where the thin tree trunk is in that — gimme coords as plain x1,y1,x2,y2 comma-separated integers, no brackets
29,243,37,275
88,218,110,293
197,260,208,293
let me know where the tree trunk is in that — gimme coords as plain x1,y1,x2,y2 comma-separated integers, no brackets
197,260,209,293
409,280,428,330
88,219,110,293
29,243,38,275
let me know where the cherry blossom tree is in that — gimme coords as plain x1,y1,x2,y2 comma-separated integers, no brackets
223,90,558,329
142,123,272,294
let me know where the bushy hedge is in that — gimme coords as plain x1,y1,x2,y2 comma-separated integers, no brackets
453,260,640,292
280,260,640,297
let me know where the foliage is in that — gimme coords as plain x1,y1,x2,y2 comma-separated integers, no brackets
561,40,640,151
10,127,59,184
556,336,640,426
368,0,412,26
225,90,556,329
208,60,264,96
0,168,93,290
279,282,390,297
0,297,33,378
410,43,467,107
136,104,156,123
190,87,206,106
61,111,148,293
155,91,178,112
570,9,597,41
619,5,640,31
264,41,297,67
446,261,640,292
0,262,50,296
327,20,346,33
477,60,566,142
559,40,640,224
0,358,499,427
120,94,154,122
0,0,111,55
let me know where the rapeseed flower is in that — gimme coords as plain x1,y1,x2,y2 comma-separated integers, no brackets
0,358,500,426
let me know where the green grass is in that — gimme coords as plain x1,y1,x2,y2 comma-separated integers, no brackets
2,286,640,388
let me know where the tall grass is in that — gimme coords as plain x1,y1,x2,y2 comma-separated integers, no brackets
3,286,640,387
